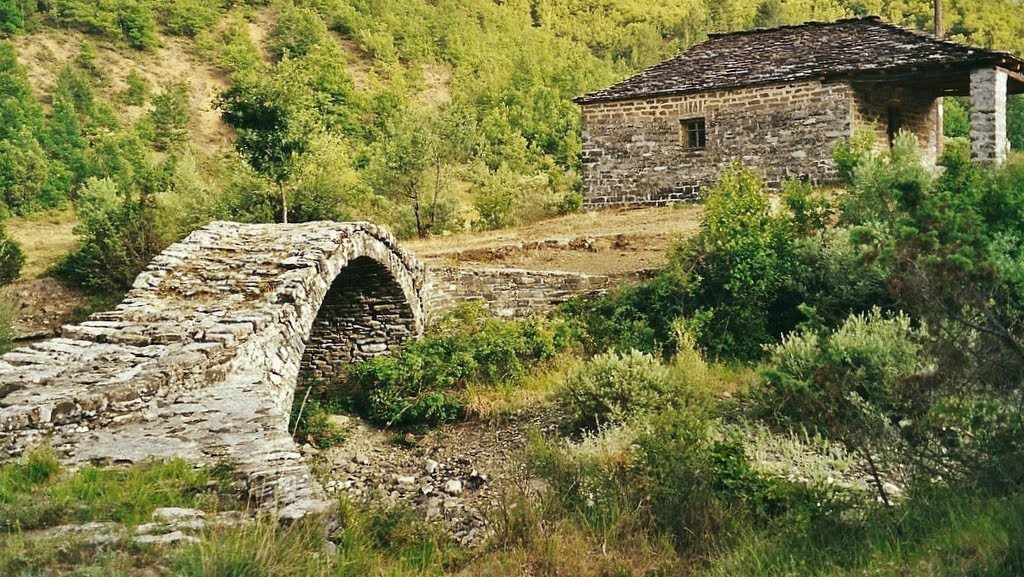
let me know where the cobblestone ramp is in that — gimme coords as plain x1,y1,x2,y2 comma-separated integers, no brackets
0,221,426,519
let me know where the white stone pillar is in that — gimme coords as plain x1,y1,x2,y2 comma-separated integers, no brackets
970,67,1008,164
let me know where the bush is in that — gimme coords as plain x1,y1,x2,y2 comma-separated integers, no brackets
289,398,346,449
840,131,931,226
156,0,223,37
0,0,24,34
53,0,158,49
269,5,329,59
149,79,191,150
635,410,822,555
348,306,572,429
559,270,688,357
0,221,23,285
55,175,163,294
756,308,931,503
121,69,149,105
677,165,804,360
557,349,675,431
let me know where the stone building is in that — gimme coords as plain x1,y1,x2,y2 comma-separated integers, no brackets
575,17,1024,208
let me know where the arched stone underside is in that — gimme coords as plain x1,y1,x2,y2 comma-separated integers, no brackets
0,221,425,519
300,256,419,384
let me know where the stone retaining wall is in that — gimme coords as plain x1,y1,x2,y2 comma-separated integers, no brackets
423,266,634,322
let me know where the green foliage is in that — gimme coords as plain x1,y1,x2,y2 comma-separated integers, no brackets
557,349,676,431
0,0,23,35
156,0,223,37
121,69,149,105
840,131,931,225
0,41,41,142
148,79,191,151
757,309,931,501
289,397,347,449
944,96,970,138
348,306,571,428
832,130,876,185
679,165,803,359
55,173,164,294
0,222,23,285
52,0,159,49
559,271,689,357
636,410,826,554
1009,94,1024,152
270,4,329,59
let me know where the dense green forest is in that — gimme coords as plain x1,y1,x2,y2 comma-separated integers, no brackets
0,0,1021,294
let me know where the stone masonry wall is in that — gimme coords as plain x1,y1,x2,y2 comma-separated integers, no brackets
580,80,854,207
970,67,1009,164
851,82,940,166
300,256,418,384
422,266,636,323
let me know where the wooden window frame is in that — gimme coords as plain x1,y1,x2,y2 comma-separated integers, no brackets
680,117,707,150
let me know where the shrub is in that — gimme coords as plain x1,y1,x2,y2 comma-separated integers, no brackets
557,349,675,431
55,175,163,294
53,0,158,49
156,0,223,37
756,308,932,504
121,69,149,105
149,79,191,150
269,5,329,59
0,221,23,285
558,270,689,357
289,398,346,449
840,131,931,226
635,410,821,554
676,165,804,360
0,0,23,35
832,130,876,185
348,306,572,429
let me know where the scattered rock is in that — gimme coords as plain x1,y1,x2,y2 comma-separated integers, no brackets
444,480,463,496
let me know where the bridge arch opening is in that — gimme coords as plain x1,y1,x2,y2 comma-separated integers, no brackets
299,255,418,383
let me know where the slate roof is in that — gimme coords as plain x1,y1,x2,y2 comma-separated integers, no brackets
576,17,1024,104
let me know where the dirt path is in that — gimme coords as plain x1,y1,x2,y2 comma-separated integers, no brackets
406,205,703,275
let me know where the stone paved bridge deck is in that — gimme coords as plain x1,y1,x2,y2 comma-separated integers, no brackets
0,221,626,518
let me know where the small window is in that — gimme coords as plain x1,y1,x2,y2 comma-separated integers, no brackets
681,117,707,149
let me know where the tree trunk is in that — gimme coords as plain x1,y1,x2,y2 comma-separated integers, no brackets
280,182,288,224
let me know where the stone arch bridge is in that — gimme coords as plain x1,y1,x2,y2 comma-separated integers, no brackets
0,221,619,517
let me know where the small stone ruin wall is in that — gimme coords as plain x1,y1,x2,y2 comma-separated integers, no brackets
579,79,854,207
300,256,419,384
422,266,632,322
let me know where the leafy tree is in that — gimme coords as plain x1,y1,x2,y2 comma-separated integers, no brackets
676,165,803,359
217,60,317,223
0,0,23,34
0,41,41,142
149,79,190,151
